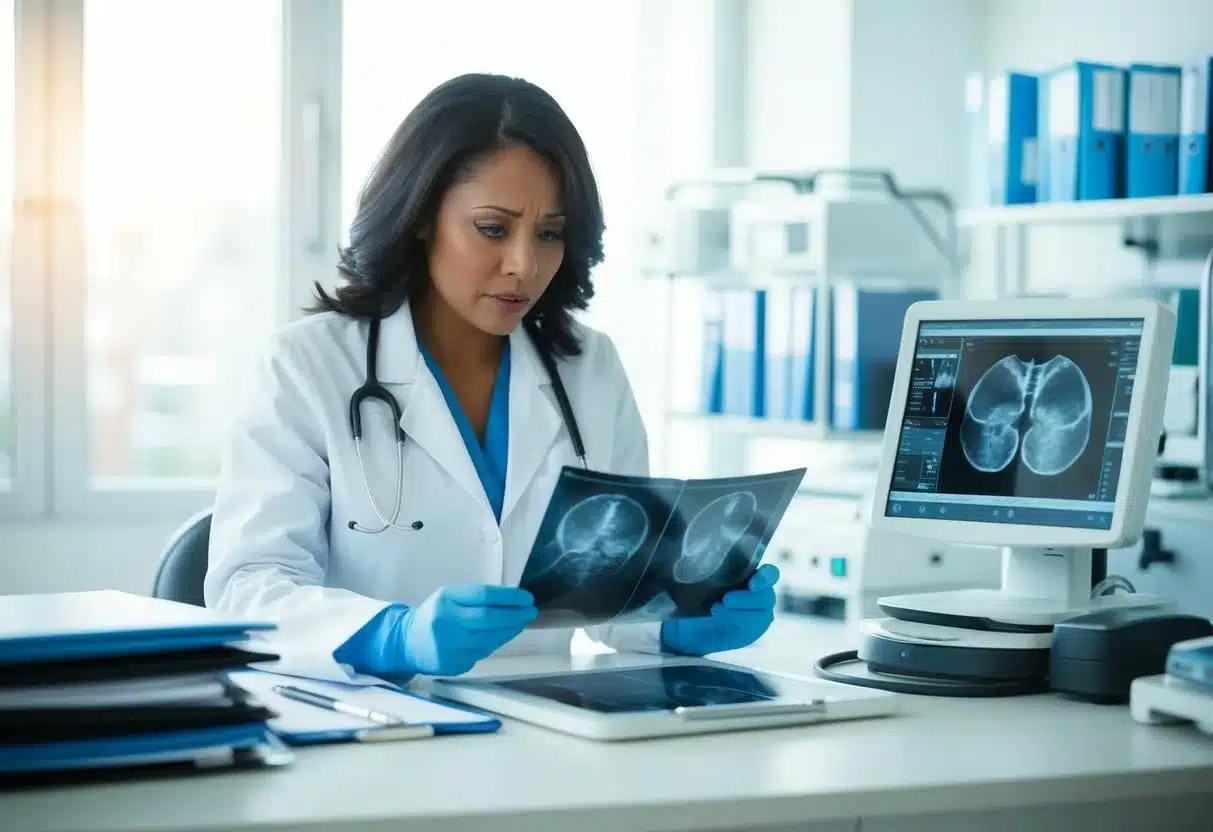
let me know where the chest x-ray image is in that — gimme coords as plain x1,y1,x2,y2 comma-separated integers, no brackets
518,467,805,628
937,338,1121,501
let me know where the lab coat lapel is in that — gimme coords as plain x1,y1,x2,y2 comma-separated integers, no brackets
377,306,492,515
502,329,561,522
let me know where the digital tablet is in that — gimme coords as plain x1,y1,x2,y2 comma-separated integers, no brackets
428,658,901,741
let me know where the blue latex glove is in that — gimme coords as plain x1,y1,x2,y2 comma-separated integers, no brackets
334,585,537,678
660,564,779,656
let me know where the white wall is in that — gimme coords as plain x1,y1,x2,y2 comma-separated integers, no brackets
746,0,852,171
984,0,1213,73
0,521,179,595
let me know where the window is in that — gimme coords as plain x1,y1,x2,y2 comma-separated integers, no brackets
76,0,281,490
2,0,332,521
0,0,13,489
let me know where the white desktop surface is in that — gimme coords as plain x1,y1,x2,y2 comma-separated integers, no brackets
4,617,1213,832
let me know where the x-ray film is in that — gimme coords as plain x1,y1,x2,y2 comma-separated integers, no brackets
519,467,806,628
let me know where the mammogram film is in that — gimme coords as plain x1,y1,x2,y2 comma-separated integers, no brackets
518,467,805,628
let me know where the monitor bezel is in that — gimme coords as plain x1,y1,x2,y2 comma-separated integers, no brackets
869,298,1175,549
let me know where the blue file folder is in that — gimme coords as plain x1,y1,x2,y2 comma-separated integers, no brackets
831,288,936,431
987,72,1039,205
1127,64,1182,198
0,723,271,773
786,288,817,421
699,295,725,415
0,590,275,664
1042,61,1127,202
1179,58,1213,194
720,290,767,418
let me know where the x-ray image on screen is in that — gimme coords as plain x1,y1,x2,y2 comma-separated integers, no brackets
937,339,1120,501
519,467,805,628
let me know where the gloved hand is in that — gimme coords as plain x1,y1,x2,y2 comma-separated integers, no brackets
399,585,538,676
660,564,779,656
335,585,537,679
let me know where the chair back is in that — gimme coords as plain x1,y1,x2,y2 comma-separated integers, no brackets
152,509,213,606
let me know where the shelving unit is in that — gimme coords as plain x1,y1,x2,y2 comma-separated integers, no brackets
643,168,962,482
958,193,1213,229
958,192,1213,492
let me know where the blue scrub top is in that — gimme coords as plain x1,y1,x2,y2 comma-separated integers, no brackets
418,339,511,523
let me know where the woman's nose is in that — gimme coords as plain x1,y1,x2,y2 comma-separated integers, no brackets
504,236,538,280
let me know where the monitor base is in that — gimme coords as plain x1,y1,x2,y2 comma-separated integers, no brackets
877,546,1175,630
878,588,1176,631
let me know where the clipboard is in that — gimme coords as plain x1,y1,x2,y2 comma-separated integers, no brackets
227,670,501,745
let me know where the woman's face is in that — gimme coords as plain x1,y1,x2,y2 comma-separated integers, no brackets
424,144,566,337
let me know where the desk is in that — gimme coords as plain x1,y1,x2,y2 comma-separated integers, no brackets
4,617,1212,832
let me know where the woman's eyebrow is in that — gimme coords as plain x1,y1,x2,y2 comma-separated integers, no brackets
474,204,565,218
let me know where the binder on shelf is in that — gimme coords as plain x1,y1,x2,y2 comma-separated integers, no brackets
1179,57,1213,195
987,71,1039,205
786,287,818,422
762,285,795,419
720,289,767,418
699,293,725,415
1042,61,1126,202
965,72,990,208
831,287,936,432
1127,63,1182,198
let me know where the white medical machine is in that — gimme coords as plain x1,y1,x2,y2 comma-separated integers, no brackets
816,299,1178,693
769,491,1001,625
429,655,899,741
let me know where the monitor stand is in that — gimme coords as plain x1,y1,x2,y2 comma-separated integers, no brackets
877,546,1175,631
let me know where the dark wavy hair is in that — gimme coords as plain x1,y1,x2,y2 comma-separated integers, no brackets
312,73,605,358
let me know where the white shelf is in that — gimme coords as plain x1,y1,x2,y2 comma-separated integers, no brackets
958,193,1213,228
665,411,885,444
642,267,945,292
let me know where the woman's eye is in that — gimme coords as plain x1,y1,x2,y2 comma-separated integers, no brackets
476,223,506,239
539,228,564,243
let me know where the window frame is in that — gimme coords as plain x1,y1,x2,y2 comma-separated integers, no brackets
1,0,50,518
0,0,343,521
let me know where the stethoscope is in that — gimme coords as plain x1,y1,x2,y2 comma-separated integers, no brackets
348,315,588,534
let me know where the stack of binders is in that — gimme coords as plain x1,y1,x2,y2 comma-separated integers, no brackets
0,590,291,787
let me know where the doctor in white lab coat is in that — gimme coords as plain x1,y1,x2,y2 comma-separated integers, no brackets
204,73,780,682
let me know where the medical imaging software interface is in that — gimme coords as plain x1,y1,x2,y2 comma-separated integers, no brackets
883,318,1144,530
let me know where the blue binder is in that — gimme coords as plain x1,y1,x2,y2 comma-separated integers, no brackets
831,287,936,431
0,723,271,773
0,590,275,664
786,288,818,421
1043,61,1127,202
720,290,767,418
1179,58,1213,195
698,294,725,415
762,286,795,419
1127,64,1182,198
987,72,1039,205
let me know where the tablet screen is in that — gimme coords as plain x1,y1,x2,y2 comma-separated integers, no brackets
491,663,783,714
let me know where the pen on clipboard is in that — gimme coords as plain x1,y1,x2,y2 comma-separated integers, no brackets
272,684,435,741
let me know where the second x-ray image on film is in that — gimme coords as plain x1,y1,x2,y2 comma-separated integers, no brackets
519,467,805,628
937,337,1121,501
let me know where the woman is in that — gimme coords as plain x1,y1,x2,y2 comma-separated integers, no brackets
204,73,779,682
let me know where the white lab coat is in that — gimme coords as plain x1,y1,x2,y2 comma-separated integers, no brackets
204,301,662,681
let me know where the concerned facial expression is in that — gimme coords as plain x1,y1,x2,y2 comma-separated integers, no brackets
424,144,566,336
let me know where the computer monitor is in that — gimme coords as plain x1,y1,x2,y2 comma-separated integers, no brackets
868,299,1176,626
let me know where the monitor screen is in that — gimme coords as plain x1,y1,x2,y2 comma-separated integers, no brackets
883,317,1145,530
